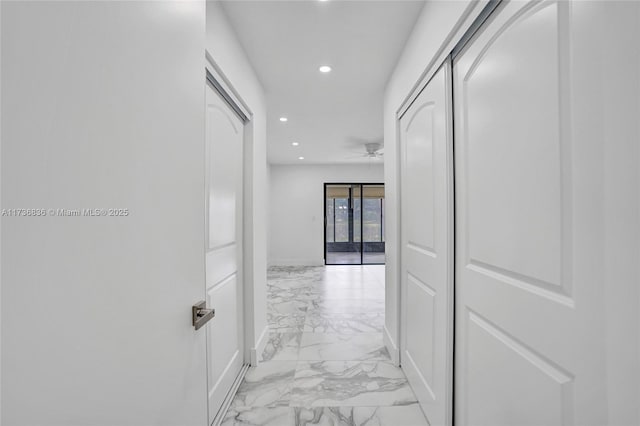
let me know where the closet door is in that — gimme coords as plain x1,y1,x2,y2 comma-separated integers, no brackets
399,62,453,426
205,82,245,424
453,1,607,424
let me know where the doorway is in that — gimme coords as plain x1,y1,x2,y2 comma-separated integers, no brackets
205,68,247,425
324,183,385,265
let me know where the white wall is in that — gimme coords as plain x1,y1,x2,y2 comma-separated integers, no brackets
269,164,384,266
206,1,269,363
383,0,478,364
2,2,207,424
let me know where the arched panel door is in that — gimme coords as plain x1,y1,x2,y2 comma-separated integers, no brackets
453,1,608,424
399,62,454,426
205,81,245,424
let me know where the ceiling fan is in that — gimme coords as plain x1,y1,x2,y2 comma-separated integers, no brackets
346,142,384,159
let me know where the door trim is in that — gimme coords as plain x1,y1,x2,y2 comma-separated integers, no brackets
206,50,252,122
450,0,503,61
206,69,248,124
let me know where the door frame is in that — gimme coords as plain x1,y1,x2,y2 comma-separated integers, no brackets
323,182,386,266
205,52,256,426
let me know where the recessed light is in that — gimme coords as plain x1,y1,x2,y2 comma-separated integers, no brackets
319,65,332,73
298,156,305,160
279,117,288,122
292,142,299,146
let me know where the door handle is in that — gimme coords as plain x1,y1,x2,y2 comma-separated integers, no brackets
192,301,215,330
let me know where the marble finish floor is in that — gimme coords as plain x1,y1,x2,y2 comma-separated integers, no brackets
222,265,428,426
325,252,386,265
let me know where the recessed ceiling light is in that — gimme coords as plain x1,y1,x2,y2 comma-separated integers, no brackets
319,65,332,73
279,117,288,122
292,142,299,146
298,156,305,160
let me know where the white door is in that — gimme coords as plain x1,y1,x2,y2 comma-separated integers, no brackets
2,2,208,425
399,62,453,426
453,1,610,424
205,82,245,424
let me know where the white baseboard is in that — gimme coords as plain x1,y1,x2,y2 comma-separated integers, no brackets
250,325,269,366
383,324,400,366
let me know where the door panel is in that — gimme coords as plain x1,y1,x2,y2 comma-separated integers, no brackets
205,83,244,424
406,274,436,386
454,1,606,424
1,2,208,424
325,184,361,265
466,311,572,426
399,63,452,425
205,244,237,286
404,103,436,253
464,0,564,290
207,275,240,412
362,185,385,264
207,102,239,249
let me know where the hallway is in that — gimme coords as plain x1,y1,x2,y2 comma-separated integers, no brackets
222,266,428,426
3,1,640,424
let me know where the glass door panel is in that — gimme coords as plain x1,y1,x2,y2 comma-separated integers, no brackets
363,185,385,264
325,183,384,265
353,185,362,244
325,184,362,265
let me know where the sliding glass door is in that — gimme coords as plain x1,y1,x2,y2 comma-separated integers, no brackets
362,185,385,264
324,183,385,265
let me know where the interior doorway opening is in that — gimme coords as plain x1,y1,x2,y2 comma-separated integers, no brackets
324,183,385,265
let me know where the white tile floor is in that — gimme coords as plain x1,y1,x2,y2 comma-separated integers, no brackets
325,252,386,265
222,265,429,426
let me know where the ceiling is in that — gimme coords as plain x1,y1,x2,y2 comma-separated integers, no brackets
220,0,425,165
